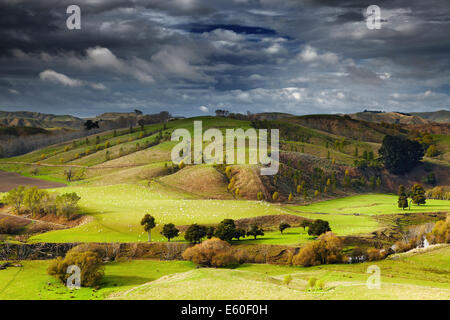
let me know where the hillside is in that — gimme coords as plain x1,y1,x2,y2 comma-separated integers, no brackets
0,110,84,129
350,111,430,125
411,110,450,123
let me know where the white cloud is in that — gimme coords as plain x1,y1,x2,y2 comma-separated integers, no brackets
297,45,338,64
39,69,105,90
199,106,209,112
68,47,155,84
8,89,19,94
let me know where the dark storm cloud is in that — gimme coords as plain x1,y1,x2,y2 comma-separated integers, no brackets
0,0,448,117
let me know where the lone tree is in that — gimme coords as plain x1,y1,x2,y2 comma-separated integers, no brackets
411,184,426,205
214,219,238,243
397,185,408,210
140,214,156,242
279,222,291,234
378,135,424,174
161,223,179,242
184,224,207,244
247,224,264,240
308,219,331,237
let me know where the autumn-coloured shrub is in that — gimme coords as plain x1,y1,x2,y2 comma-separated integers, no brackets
292,232,344,267
182,238,237,267
366,248,386,261
428,219,450,244
47,249,104,287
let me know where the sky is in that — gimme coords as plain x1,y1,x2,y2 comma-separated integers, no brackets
0,0,449,118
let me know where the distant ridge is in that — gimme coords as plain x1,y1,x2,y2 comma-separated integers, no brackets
0,110,84,128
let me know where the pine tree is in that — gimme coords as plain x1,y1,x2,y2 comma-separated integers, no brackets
397,185,408,210
411,184,426,205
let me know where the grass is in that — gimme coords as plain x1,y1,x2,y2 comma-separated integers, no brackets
28,184,289,243
111,245,450,300
290,194,450,215
0,260,195,300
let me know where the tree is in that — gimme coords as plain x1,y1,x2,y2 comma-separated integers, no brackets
161,223,179,242
185,224,207,243
279,222,291,234
84,120,99,130
140,214,156,242
376,177,381,189
214,219,237,243
297,185,302,193
24,187,48,217
4,186,26,213
397,185,408,210
257,191,264,201
247,224,264,239
272,192,279,201
411,184,426,205
425,145,438,157
378,135,424,174
308,219,331,237
288,193,293,201
55,192,81,218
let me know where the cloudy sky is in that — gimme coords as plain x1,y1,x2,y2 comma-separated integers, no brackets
0,0,449,117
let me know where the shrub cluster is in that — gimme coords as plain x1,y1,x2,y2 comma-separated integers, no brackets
292,232,344,267
47,248,104,287
3,186,80,219
182,238,237,267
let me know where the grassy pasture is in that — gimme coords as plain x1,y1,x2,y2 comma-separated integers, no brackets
1,245,448,300
28,184,289,243
290,194,450,215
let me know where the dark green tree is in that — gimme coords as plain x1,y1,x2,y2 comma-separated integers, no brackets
307,219,331,237
279,222,291,234
378,135,424,174
140,214,156,242
246,224,264,239
411,184,426,205
160,223,179,242
214,219,237,243
184,224,207,244
397,185,408,210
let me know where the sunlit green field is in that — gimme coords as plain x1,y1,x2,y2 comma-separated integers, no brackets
25,184,383,244
2,245,447,300
28,184,289,243
290,194,450,215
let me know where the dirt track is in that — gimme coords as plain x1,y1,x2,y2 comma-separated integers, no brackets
0,170,66,192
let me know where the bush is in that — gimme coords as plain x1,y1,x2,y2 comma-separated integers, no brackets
214,219,237,243
307,219,331,237
316,279,325,290
429,219,449,244
283,274,292,286
366,248,386,261
0,217,25,234
293,232,343,267
308,277,317,288
182,238,237,267
47,249,104,287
